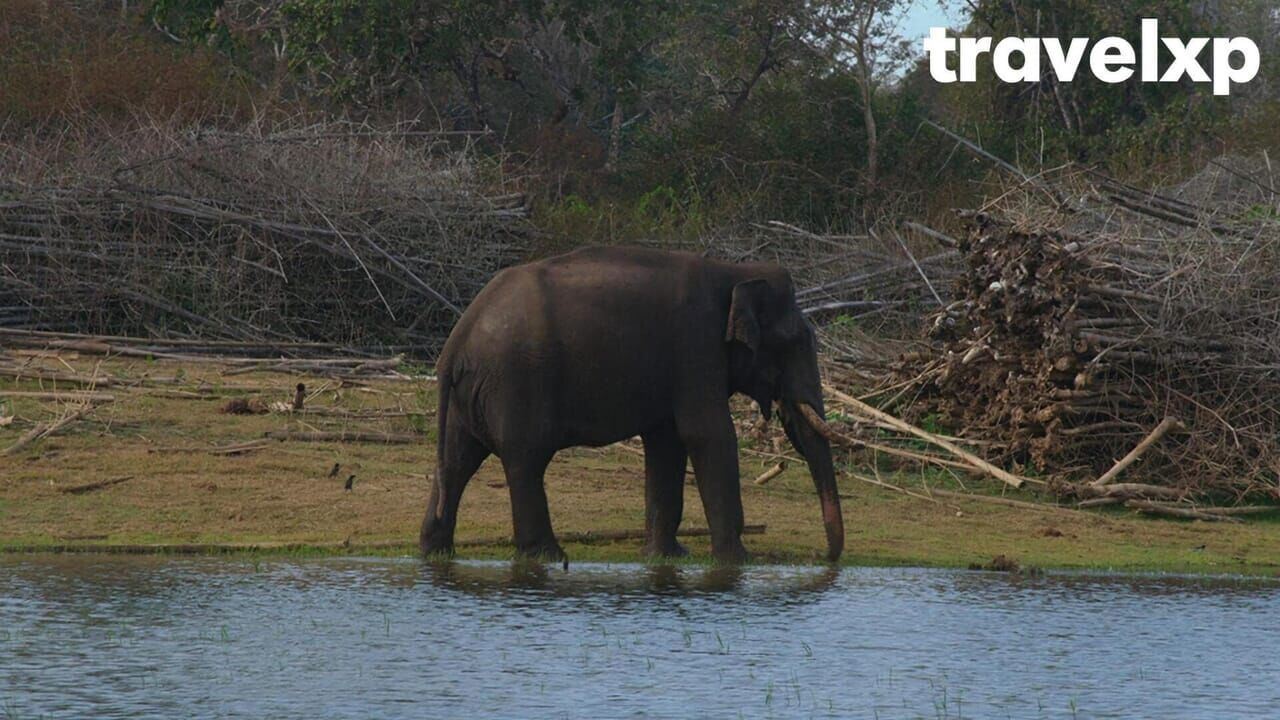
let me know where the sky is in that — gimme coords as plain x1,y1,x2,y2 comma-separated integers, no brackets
897,0,969,47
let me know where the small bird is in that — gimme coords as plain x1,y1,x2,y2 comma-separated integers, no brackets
327,462,341,479
344,474,355,491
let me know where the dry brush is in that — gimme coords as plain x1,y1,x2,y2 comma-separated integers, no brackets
0,118,529,353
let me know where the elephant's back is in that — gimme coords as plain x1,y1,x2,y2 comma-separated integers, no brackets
463,247,706,333
441,262,551,367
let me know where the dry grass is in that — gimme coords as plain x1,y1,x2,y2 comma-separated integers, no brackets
1,353,1277,574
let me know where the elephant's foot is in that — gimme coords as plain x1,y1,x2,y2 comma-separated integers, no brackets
420,539,455,559
419,520,455,558
711,540,750,565
515,539,568,565
642,539,689,560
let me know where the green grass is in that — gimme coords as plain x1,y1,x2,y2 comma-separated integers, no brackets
2,355,1279,576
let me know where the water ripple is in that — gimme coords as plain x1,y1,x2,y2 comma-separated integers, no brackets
1,557,1278,718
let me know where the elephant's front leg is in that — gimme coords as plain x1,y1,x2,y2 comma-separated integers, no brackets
642,421,689,558
678,408,748,564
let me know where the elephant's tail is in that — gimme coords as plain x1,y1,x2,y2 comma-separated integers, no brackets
435,365,452,477
427,361,453,524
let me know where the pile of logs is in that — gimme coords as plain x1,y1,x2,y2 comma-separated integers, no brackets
894,163,1280,501
0,120,528,353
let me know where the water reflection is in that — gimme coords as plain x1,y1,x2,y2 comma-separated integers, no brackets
420,559,841,603
2,556,1278,719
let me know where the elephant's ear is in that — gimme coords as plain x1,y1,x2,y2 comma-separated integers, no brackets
726,279,770,351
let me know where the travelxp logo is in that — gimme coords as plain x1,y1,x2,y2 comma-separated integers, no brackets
924,19,1260,96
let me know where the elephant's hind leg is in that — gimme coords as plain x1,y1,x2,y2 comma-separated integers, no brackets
420,424,489,557
642,421,689,559
503,452,566,563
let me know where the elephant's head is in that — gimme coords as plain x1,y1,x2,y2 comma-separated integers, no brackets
726,274,845,562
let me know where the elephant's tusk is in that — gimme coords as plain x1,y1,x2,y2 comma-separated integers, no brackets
797,403,844,444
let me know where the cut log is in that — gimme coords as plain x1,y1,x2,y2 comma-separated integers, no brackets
752,462,787,486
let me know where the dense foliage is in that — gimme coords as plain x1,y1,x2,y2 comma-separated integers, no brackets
6,1,1278,234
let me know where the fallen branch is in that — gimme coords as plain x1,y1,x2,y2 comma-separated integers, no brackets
59,475,134,495
149,439,274,455
921,119,1065,206
797,401,974,471
845,472,958,509
0,391,115,402
263,429,421,444
1076,482,1185,501
1192,505,1278,516
142,389,226,400
821,385,1035,488
926,487,1083,515
2,403,98,456
290,407,431,419
901,220,959,249
1092,417,1184,486
0,366,116,387
1076,497,1123,508
0,327,358,355
1124,499,1244,523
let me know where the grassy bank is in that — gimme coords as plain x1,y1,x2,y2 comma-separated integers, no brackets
2,352,1278,575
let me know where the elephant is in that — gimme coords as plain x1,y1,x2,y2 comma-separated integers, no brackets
419,246,844,564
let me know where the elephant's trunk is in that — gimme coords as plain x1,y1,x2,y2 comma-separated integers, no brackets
781,400,845,562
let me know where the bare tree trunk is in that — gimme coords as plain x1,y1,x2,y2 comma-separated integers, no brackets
605,97,622,171
853,12,878,187
728,24,778,125
858,68,878,186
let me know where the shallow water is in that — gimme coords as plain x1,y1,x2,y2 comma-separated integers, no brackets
1,557,1278,718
